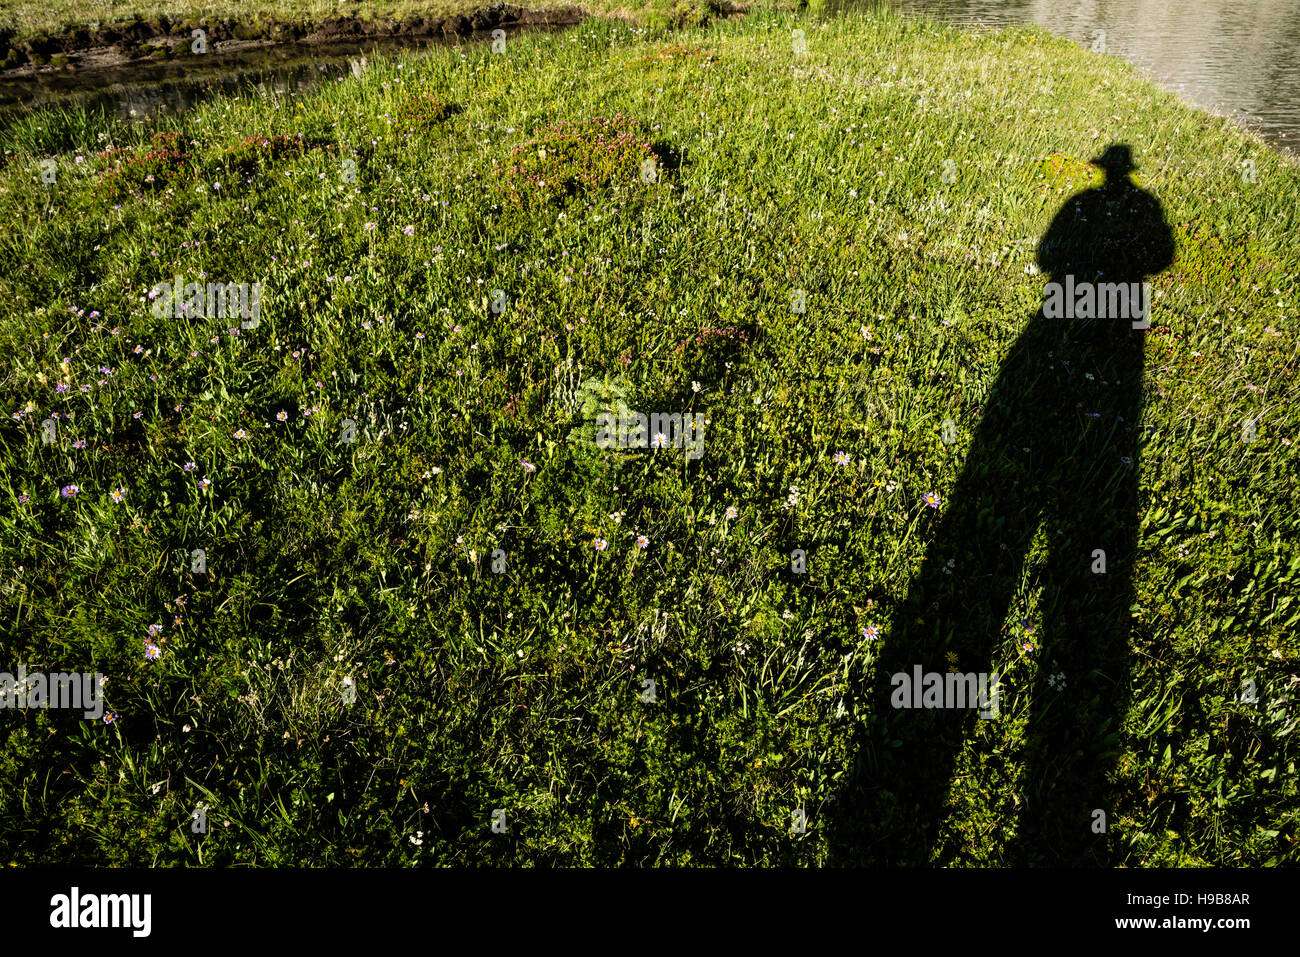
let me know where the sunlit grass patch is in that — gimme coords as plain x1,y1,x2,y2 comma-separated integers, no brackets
637,42,716,65
1037,151,1103,192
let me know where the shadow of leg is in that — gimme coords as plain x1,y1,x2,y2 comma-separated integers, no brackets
830,323,1054,865
1010,346,1140,865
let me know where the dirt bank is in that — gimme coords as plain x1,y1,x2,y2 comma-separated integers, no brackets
0,3,589,77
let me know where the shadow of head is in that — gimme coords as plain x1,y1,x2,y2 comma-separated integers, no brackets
1092,143,1137,180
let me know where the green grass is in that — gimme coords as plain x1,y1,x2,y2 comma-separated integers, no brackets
0,9,1297,865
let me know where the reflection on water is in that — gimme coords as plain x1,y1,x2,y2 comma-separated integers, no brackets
841,0,1300,153
3,50,370,122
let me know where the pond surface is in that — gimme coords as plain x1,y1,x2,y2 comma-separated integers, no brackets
0,26,552,124
859,0,1300,154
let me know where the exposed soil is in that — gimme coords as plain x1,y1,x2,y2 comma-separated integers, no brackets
0,3,588,77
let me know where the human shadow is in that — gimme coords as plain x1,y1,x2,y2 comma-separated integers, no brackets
827,144,1175,865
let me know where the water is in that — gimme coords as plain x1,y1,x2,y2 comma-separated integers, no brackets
2,44,390,122
0,26,558,125
854,0,1300,154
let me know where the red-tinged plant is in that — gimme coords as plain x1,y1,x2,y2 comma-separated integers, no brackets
96,131,189,202
496,114,658,211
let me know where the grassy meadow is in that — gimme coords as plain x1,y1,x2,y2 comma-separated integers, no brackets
0,8,1298,865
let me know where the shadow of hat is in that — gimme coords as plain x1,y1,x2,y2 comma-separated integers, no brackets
1090,144,1137,175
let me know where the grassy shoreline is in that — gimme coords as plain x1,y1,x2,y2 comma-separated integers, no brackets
1,10,1297,865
